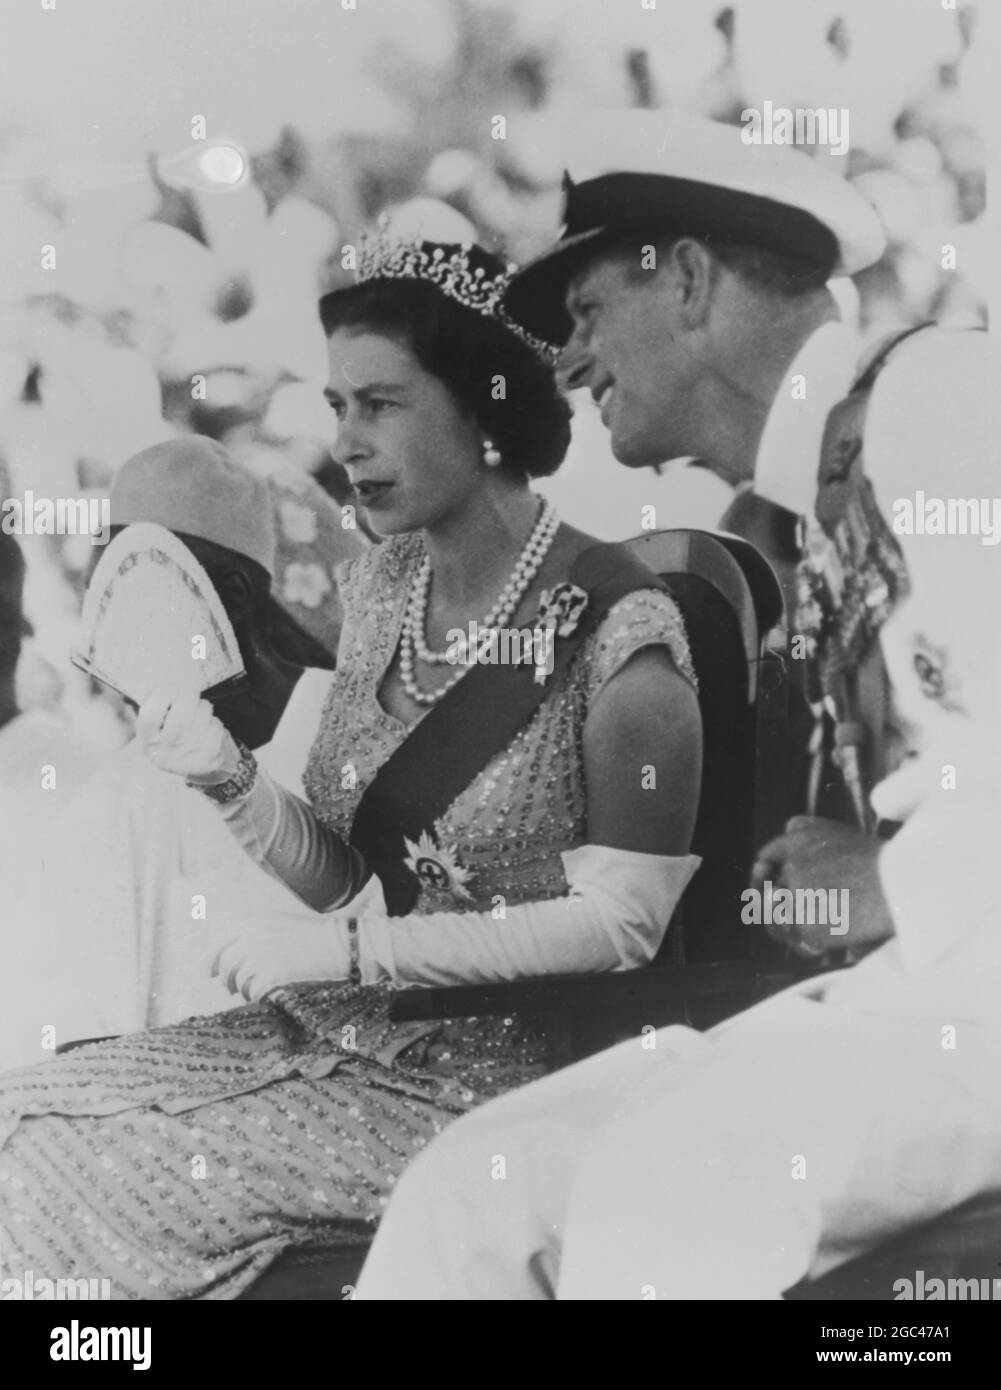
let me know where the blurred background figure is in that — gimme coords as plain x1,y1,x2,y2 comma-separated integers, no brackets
0,528,103,885
0,440,366,1070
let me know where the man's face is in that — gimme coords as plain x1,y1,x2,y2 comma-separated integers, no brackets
562,249,695,468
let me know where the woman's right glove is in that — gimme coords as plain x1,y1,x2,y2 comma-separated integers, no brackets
137,685,240,784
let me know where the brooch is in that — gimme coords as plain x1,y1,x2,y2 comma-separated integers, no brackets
403,831,474,901
532,582,589,686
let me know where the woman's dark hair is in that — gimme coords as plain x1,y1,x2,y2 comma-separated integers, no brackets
318,244,572,481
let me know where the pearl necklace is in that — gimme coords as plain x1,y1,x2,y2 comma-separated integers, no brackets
399,501,560,707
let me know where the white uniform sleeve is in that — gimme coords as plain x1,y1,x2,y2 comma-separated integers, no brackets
867,331,1001,969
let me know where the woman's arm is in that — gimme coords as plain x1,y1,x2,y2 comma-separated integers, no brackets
214,766,369,912
582,644,702,856
136,684,368,911
214,841,701,1000
212,644,704,999
357,644,703,982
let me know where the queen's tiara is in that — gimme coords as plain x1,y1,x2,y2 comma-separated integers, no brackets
355,217,560,366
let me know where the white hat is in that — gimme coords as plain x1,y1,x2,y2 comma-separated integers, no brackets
505,111,887,343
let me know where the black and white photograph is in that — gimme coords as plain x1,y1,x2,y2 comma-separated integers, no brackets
0,0,998,1354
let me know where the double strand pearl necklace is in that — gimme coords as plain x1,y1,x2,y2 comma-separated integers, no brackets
399,501,560,707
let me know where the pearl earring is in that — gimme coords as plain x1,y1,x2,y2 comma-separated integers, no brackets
482,439,502,468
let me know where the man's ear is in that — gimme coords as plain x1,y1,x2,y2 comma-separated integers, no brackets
668,238,716,329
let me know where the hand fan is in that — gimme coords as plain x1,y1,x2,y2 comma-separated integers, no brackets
72,523,245,704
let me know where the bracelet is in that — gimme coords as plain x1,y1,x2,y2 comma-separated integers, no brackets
189,738,258,805
346,917,361,987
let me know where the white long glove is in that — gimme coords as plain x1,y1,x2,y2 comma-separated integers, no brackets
137,685,367,912
213,844,701,1001
357,843,702,988
216,764,369,912
137,686,239,782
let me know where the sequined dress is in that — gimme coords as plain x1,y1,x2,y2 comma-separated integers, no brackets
0,534,694,1299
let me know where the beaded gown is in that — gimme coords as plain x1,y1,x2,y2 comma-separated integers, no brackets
0,534,694,1299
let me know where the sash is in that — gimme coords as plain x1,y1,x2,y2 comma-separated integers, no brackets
349,542,668,916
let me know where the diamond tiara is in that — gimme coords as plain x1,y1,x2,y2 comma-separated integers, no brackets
355,218,560,366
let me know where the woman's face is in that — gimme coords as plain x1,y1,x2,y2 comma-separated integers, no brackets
324,329,483,536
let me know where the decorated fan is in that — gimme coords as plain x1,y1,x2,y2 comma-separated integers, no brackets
72,523,245,704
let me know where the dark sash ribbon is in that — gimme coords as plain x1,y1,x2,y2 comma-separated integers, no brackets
349,542,667,916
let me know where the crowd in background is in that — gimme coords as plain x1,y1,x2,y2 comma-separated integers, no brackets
0,0,988,752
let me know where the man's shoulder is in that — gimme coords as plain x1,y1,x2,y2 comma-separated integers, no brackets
863,323,992,390
865,326,997,505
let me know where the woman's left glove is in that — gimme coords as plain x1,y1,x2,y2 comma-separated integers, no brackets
211,916,350,1002
137,685,239,783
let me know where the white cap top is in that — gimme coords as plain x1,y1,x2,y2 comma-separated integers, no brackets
560,110,886,276
505,110,888,343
